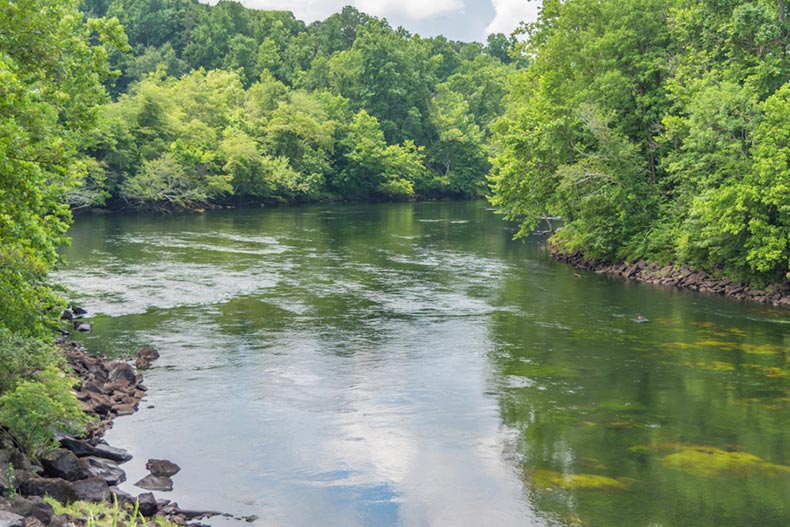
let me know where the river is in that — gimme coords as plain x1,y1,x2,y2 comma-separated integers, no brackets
57,201,790,527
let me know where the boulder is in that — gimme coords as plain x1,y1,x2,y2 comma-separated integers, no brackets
39,449,91,482
19,477,76,504
79,392,114,416
107,362,136,390
92,444,132,463
84,457,126,486
72,478,110,502
146,459,180,478
74,322,92,333
57,438,132,463
134,474,173,492
108,486,133,506
135,493,158,517
135,348,160,370
6,496,53,525
0,511,24,527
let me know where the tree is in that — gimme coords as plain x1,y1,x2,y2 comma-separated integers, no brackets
0,0,127,336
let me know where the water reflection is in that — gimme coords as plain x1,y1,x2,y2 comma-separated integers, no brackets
57,202,790,527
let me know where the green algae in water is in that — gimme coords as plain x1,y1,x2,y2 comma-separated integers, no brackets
532,469,630,491
661,446,790,478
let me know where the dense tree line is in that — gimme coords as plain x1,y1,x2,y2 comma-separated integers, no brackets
0,0,126,453
490,0,790,286
69,0,520,210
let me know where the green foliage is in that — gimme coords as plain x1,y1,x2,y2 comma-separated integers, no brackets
0,329,62,394
82,1,519,207
490,0,790,284
0,367,90,456
0,0,125,336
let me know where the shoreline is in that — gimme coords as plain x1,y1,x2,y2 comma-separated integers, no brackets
0,341,238,527
552,250,790,307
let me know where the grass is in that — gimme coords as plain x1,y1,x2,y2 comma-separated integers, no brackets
44,496,180,527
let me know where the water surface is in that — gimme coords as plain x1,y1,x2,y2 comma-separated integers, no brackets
58,201,790,527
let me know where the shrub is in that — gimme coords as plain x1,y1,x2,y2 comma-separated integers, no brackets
0,328,62,394
0,367,90,456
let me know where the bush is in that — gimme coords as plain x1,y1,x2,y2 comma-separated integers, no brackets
0,329,62,394
0,367,90,456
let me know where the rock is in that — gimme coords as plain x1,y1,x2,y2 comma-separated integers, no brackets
73,322,92,333
108,486,133,505
107,362,136,387
135,493,158,517
92,444,132,464
146,459,180,478
8,452,30,473
71,306,88,316
0,511,24,527
84,457,126,486
72,478,110,503
57,438,132,464
60,309,73,321
115,403,137,416
79,392,113,416
39,450,91,482
134,475,173,492
19,477,76,504
135,348,160,370
6,496,53,525
48,515,70,527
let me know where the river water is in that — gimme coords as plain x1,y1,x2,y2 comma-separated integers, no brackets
57,201,790,527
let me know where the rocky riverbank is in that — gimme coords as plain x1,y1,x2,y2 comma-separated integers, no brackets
553,251,790,306
0,342,236,527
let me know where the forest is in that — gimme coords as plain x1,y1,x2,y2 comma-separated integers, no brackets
73,0,520,210
490,0,790,286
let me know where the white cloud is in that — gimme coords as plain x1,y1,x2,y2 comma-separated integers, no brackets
235,0,348,22
485,0,541,36
353,0,464,20
228,0,464,23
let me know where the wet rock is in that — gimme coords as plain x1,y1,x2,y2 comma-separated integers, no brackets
19,478,76,504
107,362,136,387
134,475,173,492
71,306,88,316
146,459,180,478
73,322,92,333
0,510,25,527
135,493,158,517
135,348,160,370
78,392,113,416
84,457,125,486
57,438,132,464
91,444,132,464
72,478,110,503
39,450,90,482
115,403,137,416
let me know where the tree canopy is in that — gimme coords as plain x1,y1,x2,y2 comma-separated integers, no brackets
489,0,790,285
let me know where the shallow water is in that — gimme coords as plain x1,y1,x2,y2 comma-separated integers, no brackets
57,201,790,527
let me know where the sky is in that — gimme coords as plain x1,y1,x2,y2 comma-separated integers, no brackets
209,0,542,42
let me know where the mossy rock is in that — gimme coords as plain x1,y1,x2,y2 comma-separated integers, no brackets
531,469,630,491
662,446,790,478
